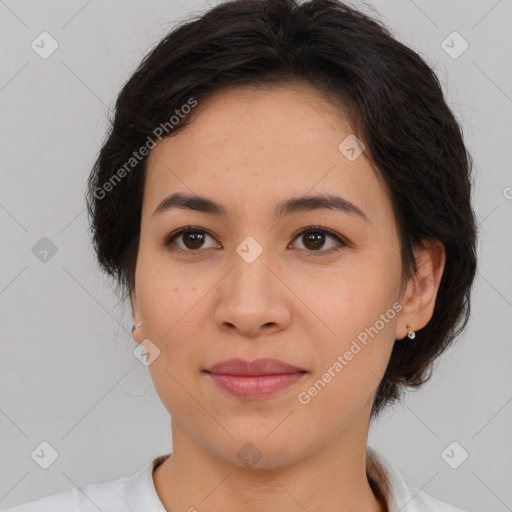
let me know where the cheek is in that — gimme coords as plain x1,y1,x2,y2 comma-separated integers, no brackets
306,252,401,394
135,246,204,334
315,254,402,338
296,308,397,432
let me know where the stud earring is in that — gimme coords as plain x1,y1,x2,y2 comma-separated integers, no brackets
132,321,142,332
406,325,416,340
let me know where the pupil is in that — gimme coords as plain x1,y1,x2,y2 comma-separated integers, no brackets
182,231,326,251
305,232,324,250
185,232,204,249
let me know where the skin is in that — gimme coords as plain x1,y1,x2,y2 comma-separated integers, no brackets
131,82,445,512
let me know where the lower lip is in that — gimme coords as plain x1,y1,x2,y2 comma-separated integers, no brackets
207,372,306,399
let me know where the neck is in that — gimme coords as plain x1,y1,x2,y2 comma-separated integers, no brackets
153,412,386,512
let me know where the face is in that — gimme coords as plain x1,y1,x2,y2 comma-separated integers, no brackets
131,83,411,468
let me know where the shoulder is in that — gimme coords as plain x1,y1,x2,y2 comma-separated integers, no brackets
404,486,468,512
366,446,468,512
2,488,79,512
2,477,127,512
2,457,160,512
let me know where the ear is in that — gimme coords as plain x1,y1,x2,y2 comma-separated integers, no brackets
130,287,144,344
395,238,446,340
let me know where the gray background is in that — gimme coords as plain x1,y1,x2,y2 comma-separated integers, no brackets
1,0,511,510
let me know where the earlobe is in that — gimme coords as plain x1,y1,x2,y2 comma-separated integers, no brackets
130,289,144,343
131,322,144,344
395,239,446,340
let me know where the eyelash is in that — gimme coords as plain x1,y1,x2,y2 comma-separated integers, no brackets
163,225,351,256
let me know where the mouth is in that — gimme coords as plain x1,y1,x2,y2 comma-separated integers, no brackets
204,358,307,399
205,357,305,376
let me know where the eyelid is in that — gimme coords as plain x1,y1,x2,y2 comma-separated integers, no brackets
163,225,352,254
292,225,352,250
163,225,220,251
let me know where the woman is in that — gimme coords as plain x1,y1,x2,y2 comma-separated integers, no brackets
6,0,476,510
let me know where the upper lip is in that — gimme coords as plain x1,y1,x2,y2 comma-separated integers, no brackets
205,358,305,376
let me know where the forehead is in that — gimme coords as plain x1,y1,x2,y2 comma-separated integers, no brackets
165,83,355,154
142,84,391,225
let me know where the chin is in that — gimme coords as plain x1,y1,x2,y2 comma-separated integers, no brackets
204,433,309,470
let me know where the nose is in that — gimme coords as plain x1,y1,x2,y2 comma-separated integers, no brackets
213,245,291,338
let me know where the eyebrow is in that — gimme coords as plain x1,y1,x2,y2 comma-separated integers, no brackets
152,192,368,221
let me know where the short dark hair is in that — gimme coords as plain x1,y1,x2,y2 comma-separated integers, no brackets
86,0,477,419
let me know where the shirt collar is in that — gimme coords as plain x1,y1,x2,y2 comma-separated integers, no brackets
366,445,433,512
125,447,423,512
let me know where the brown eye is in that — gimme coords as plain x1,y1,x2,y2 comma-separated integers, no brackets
164,225,348,256
291,227,348,254
165,228,219,252
302,231,326,251
181,231,207,250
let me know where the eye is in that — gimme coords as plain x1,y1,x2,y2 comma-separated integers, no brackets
164,226,220,253
290,226,349,254
163,225,350,255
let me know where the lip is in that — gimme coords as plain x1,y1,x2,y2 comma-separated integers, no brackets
205,357,305,375
204,358,307,399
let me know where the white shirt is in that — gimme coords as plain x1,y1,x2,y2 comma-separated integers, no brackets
3,446,467,512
